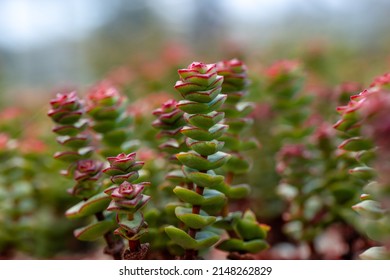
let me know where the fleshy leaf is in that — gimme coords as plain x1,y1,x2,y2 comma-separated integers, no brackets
177,151,230,170
117,211,145,234
224,155,250,174
186,139,224,156
216,238,268,253
74,219,116,241
177,94,227,114
352,200,385,220
185,170,225,188
235,219,267,240
173,187,204,205
165,226,219,250
181,124,228,141
228,184,251,199
338,137,374,151
66,192,111,219
175,207,216,229
184,111,225,129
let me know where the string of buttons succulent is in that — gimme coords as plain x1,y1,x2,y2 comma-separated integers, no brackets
0,51,385,260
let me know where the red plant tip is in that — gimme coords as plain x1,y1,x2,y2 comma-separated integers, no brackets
369,72,390,89
119,181,134,194
216,58,246,73
187,62,214,74
107,152,136,165
74,159,103,181
152,99,178,115
265,60,301,78
49,91,79,109
87,81,121,106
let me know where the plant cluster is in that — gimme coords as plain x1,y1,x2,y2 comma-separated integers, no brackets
2,50,390,260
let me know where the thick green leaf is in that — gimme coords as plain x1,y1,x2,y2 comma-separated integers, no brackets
182,87,221,103
177,94,227,114
173,187,204,205
57,135,90,148
224,155,250,174
216,239,268,253
235,219,267,240
66,192,111,219
74,219,116,241
349,166,376,180
186,139,223,156
228,184,250,199
175,207,216,229
352,200,385,220
103,129,128,145
201,189,227,214
186,170,224,188
165,226,219,250
92,120,116,133
181,124,228,141
225,118,253,134
185,111,225,129
166,169,191,184
338,137,374,151
117,212,145,234
183,151,231,170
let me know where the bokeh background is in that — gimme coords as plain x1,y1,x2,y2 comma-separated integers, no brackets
1,0,390,103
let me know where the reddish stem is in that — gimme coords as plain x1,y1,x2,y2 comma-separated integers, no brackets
95,212,124,260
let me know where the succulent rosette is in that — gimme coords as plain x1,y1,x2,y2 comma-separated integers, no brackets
103,153,151,259
164,62,231,259
87,81,138,157
70,159,103,197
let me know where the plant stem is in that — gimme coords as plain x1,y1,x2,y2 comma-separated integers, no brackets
95,212,124,260
126,212,141,252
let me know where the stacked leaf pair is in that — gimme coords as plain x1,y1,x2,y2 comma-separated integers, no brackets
215,59,268,255
165,62,230,255
335,73,390,259
48,92,96,197
103,153,150,244
87,81,138,157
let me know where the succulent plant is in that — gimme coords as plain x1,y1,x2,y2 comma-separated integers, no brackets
335,73,390,259
211,59,268,258
48,91,123,259
87,81,139,157
164,62,230,259
103,152,151,259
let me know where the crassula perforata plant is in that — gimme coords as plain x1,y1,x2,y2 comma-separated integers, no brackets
213,59,268,259
335,73,390,259
87,81,139,157
103,152,151,260
48,91,123,259
164,62,230,259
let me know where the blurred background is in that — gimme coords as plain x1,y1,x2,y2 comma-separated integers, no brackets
1,0,390,105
